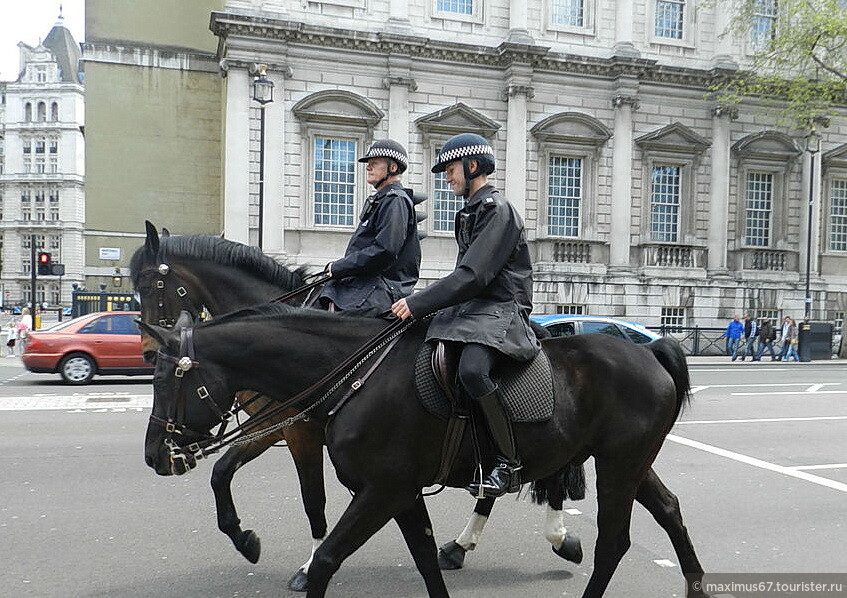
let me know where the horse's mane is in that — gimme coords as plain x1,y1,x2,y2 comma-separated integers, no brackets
203,302,384,329
131,234,308,291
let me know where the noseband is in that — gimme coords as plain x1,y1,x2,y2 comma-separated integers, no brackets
149,327,237,471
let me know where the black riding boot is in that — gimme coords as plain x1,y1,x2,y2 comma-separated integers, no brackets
466,388,522,499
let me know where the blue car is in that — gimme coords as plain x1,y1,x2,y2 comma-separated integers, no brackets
531,314,661,344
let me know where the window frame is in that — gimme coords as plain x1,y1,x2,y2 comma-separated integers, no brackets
639,153,698,246
649,0,695,48
305,127,367,232
546,0,596,35
538,144,598,241
545,153,585,239
649,163,683,243
826,176,847,253
432,0,484,24
426,139,466,237
661,306,687,332
750,0,778,51
736,162,787,250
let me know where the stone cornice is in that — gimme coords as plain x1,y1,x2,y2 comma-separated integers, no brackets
82,41,219,73
209,11,742,89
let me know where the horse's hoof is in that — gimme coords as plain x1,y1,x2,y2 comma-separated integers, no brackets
552,532,583,564
438,540,466,570
237,530,261,564
288,569,309,592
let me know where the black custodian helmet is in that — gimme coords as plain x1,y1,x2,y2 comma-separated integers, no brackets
359,139,409,175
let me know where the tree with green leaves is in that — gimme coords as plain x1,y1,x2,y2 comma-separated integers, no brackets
712,0,847,128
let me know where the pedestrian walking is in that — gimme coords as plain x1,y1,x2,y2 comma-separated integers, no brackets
784,318,800,362
722,315,744,361
740,313,758,361
5,321,17,357
776,315,791,361
754,318,777,361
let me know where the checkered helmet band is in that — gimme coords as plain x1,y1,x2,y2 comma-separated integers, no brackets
432,133,495,173
436,144,493,165
358,139,408,168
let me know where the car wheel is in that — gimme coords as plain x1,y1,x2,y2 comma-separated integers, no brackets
59,353,95,385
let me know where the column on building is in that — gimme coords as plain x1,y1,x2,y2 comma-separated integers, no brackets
504,68,533,218
800,142,823,281
507,0,533,44
384,55,416,151
223,66,251,243
609,91,638,268
262,67,288,256
613,0,639,57
711,2,737,68
707,106,735,272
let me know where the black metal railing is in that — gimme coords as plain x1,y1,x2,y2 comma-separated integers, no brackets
652,325,842,357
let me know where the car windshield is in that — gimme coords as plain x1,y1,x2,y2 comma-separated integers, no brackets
80,315,139,335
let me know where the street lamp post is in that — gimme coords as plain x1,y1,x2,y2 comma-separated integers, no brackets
804,124,822,321
252,64,275,250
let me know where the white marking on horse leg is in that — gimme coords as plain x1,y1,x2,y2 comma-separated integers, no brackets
544,506,566,550
455,513,488,551
299,537,324,573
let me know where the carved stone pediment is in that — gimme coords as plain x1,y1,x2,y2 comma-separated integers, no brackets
530,112,612,147
415,102,500,138
732,131,801,161
291,89,384,127
635,122,710,155
823,143,847,169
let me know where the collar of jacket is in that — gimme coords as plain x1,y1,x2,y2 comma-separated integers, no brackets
373,180,404,200
464,184,495,208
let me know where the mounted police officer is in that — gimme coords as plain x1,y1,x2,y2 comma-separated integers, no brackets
391,132,539,498
320,139,421,315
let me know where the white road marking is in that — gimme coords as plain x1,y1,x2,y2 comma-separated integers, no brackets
692,383,840,389
564,508,582,516
666,434,847,494
789,463,847,471
0,394,152,411
676,415,847,425
653,559,677,568
732,390,847,396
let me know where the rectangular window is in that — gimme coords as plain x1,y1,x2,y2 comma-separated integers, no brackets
556,304,585,315
433,168,463,233
551,0,584,27
830,179,847,251
758,308,780,326
436,0,473,14
650,165,681,242
49,140,58,154
655,0,684,39
35,140,45,154
744,171,773,246
752,0,777,48
548,156,582,237
313,137,356,227
834,311,844,333
661,307,686,332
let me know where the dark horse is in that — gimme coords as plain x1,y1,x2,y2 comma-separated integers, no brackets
141,304,707,598
130,223,582,588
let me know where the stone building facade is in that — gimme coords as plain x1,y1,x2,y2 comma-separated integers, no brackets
0,15,85,308
211,0,847,328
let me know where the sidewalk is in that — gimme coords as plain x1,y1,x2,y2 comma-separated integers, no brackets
686,355,847,366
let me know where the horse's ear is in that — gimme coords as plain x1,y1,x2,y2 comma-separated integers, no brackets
175,310,195,330
161,227,171,238
137,319,176,351
144,221,160,255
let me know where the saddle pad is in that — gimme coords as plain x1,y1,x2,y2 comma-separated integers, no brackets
414,343,554,422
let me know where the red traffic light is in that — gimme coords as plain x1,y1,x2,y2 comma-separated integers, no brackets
38,252,51,264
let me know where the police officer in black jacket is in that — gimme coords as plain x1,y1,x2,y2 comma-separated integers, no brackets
391,133,539,498
321,139,421,315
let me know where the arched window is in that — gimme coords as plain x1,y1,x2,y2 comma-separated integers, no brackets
37,102,47,122
51,102,59,121
24,102,32,121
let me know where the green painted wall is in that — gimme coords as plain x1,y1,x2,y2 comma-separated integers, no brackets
85,62,222,237
86,0,223,52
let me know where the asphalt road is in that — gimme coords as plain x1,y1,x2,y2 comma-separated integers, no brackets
1,359,845,598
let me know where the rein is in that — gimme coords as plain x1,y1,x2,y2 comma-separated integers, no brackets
153,315,418,465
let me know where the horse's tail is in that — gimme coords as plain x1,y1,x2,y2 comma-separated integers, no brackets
529,460,586,506
648,336,691,420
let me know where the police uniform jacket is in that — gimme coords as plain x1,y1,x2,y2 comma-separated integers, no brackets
321,182,421,312
405,185,540,362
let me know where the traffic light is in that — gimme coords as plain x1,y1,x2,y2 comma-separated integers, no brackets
37,252,52,275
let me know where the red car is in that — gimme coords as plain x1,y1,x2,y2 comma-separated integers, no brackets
22,311,153,384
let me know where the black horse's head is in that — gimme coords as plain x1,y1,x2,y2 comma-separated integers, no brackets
139,312,234,476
